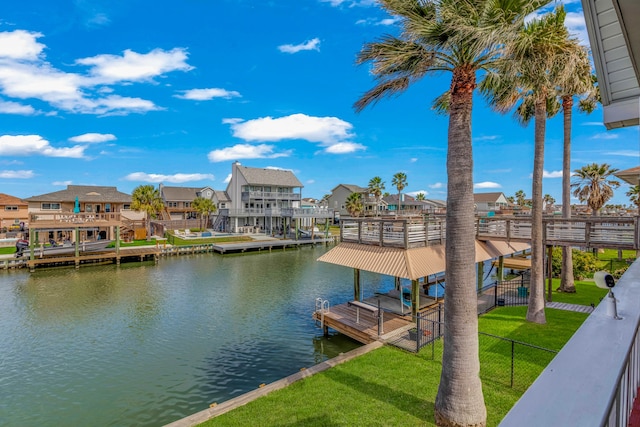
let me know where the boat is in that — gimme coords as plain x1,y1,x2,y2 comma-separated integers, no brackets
15,239,114,258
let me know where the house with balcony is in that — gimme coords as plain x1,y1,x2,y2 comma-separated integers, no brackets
215,162,332,234
383,193,441,215
0,193,28,233
474,192,510,215
327,184,386,220
22,185,132,242
159,184,215,221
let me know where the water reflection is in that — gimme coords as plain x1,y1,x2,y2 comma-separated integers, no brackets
0,246,362,427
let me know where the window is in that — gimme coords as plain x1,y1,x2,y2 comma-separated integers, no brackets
123,204,131,210
41,203,61,210
5,206,18,211
105,203,111,212
168,202,177,208
86,205,92,212
184,202,191,208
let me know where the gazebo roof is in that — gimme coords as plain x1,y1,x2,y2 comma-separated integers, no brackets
615,166,640,186
318,240,530,280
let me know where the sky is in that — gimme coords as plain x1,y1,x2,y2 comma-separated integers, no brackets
0,0,638,206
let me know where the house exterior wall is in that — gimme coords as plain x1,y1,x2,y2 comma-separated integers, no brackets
0,198,28,231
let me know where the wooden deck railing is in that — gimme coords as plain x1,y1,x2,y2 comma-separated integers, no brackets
340,216,640,250
29,212,121,224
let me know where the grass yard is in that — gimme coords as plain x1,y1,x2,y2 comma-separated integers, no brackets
550,279,608,306
201,306,587,427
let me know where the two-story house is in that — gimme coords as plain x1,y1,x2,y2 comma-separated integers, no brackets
0,193,28,233
159,184,216,221
327,184,385,219
473,192,510,215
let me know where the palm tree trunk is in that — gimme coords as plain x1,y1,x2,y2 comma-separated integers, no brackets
560,96,575,293
435,69,486,426
527,96,547,324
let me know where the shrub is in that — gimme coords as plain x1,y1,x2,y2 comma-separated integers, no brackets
551,247,599,280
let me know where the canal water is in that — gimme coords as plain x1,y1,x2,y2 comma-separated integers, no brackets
0,245,381,427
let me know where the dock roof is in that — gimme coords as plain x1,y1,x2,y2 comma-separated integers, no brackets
318,240,530,280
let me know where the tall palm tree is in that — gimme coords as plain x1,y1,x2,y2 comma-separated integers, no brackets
481,6,581,324
391,172,407,213
416,192,426,201
345,192,363,217
131,185,164,240
368,176,385,216
543,194,555,213
354,0,550,423
192,196,217,230
571,163,620,215
515,190,526,206
627,185,640,212
556,54,595,294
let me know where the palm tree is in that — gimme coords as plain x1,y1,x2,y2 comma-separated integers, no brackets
354,0,550,423
515,190,526,206
368,176,385,216
345,192,363,217
571,163,620,215
481,6,581,324
416,192,426,201
391,172,407,213
131,185,164,240
627,185,640,212
543,194,555,214
192,196,217,230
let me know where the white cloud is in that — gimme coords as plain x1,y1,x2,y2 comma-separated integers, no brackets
123,172,214,183
582,121,605,127
265,166,294,172
52,180,73,186
77,48,193,84
207,143,291,162
0,169,34,178
69,133,116,143
473,135,499,141
278,38,321,54
324,142,366,154
175,88,241,101
356,17,400,26
307,179,315,184
429,182,444,189
410,157,418,163
0,30,45,60
590,133,618,140
543,170,563,178
0,135,86,158
222,117,243,125
407,190,429,197
228,113,355,146
319,0,376,6
0,100,37,115
474,181,501,189
565,11,589,46
223,173,232,184
605,150,640,157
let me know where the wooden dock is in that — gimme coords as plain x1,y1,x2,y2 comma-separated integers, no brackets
313,302,413,344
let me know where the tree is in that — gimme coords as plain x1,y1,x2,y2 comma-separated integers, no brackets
416,192,426,201
354,0,549,424
627,185,640,212
391,172,407,213
515,190,526,206
368,176,386,216
506,195,515,204
571,163,620,215
345,192,363,217
543,194,555,213
131,185,164,240
192,197,217,230
481,6,581,324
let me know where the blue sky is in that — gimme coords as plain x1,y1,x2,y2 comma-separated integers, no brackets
0,0,638,205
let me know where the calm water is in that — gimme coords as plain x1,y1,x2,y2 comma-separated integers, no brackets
0,245,399,427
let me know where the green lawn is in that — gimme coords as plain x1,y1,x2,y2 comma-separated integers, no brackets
550,279,608,306
202,306,587,427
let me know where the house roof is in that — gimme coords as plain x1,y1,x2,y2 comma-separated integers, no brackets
383,194,426,207
214,190,230,202
317,240,530,281
161,186,204,201
474,192,505,203
615,165,640,186
581,0,639,129
24,185,131,203
237,165,303,187
0,193,26,206
331,184,368,194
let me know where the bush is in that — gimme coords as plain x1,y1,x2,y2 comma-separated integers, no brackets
551,247,599,280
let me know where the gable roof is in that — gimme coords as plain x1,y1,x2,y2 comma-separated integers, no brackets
331,184,368,194
474,192,506,203
0,193,26,206
24,185,131,203
161,186,203,201
237,165,303,187
214,190,231,202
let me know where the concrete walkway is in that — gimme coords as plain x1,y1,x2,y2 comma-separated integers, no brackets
546,301,594,314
